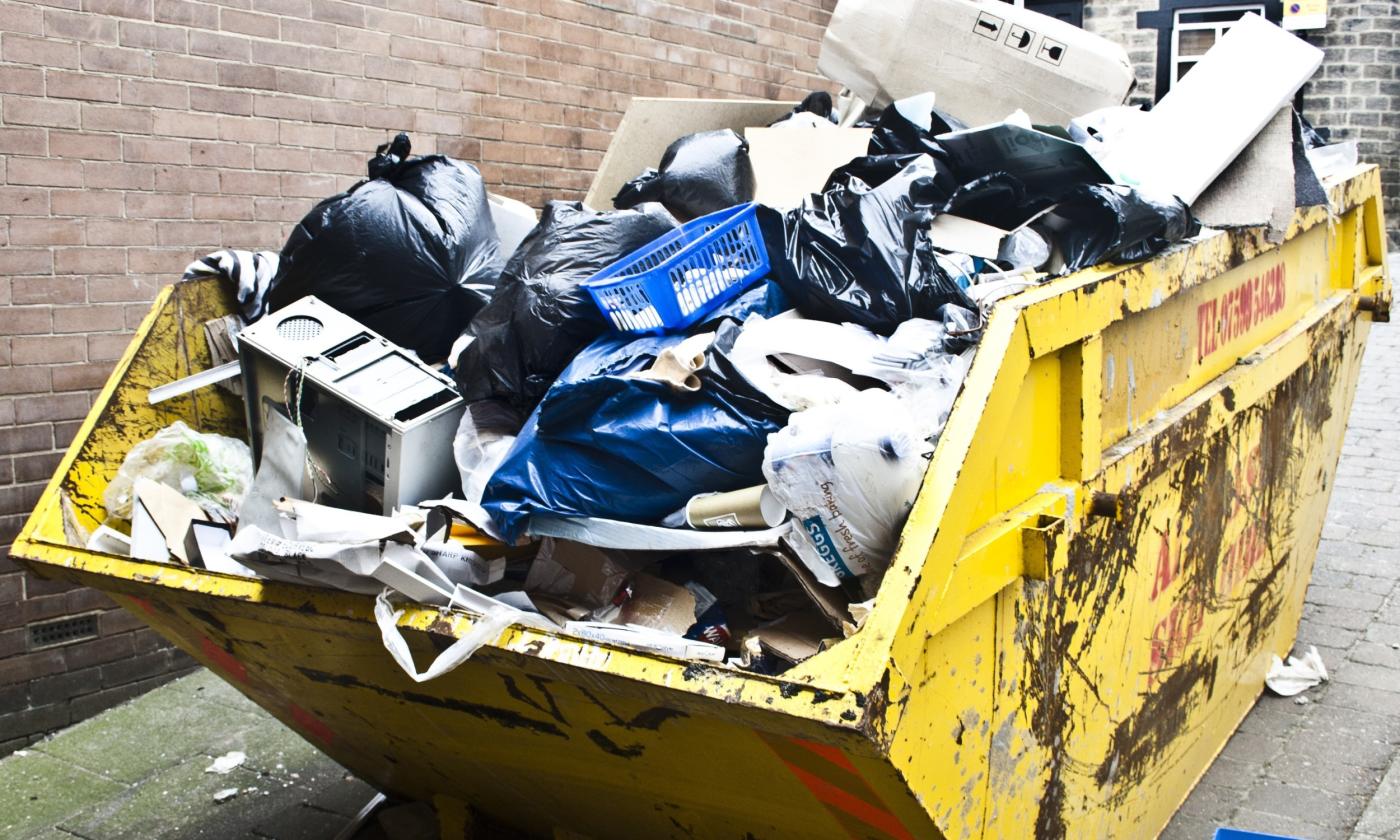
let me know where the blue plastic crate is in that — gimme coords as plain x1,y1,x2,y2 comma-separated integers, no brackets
582,203,768,334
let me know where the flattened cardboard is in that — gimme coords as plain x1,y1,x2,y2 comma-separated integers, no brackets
819,0,1135,126
744,126,872,209
583,98,795,210
1099,14,1322,204
617,573,698,636
130,477,209,564
745,610,840,664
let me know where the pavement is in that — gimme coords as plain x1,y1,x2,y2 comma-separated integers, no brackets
1,273,1397,840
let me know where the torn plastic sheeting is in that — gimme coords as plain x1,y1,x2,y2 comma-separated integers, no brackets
452,201,678,414
729,313,977,412
1264,645,1329,696
612,129,755,223
481,321,789,542
1049,184,1200,274
266,133,503,362
450,401,519,539
762,155,977,336
375,588,523,683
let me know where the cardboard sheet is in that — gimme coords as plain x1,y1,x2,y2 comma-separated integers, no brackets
1099,14,1322,204
130,478,209,565
744,126,872,209
1193,106,1296,236
584,98,796,210
819,0,1135,126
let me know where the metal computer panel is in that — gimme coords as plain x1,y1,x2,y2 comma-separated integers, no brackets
237,297,465,516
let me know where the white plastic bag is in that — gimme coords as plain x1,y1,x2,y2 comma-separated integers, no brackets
104,421,253,523
763,390,933,585
451,401,518,537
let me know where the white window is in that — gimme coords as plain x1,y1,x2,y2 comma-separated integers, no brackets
1171,5,1265,82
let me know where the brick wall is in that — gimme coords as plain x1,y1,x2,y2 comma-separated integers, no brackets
0,0,835,754
1082,0,1400,247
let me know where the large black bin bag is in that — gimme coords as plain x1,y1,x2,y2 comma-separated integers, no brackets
267,133,503,362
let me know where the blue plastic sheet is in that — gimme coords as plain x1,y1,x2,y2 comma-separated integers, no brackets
481,316,788,542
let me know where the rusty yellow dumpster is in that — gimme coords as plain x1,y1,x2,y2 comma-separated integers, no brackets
12,165,1392,839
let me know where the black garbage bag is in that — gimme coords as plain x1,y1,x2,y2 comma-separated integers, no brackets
1053,184,1200,273
762,155,976,335
866,93,966,157
770,91,837,125
824,152,961,197
481,320,789,541
453,201,677,414
266,133,502,362
613,129,755,222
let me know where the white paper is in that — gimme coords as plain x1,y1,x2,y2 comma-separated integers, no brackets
528,515,792,551
1264,645,1329,696
562,622,726,662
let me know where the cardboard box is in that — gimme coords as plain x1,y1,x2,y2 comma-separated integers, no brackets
818,0,1135,127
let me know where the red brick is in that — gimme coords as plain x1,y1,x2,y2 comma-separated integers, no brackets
0,366,52,396
122,136,189,164
54,247,127,275
278,17,335,47
90,0,156,21
52,361,116,391
118,20,186,51
3,33,80,68
9,218,86,246
219,168,280,196
219,7,278,37
52,303,126,334
46,69,120,102
16,394,88,425
12,275,87,306
190,85,252,115
309,0,363,27
84,160,155,189
259,41,310,70
51,189,123,217
193,194,254,220
0,3,45,34
127,247,189,274
0,423,53,457
274,68,332,97
82,102,153,133
217,61,276,90
0,306,53,336
14,448,71,479
155,219,220,246
7,157,84,187
152,109,220,140
88,332,134,361
0,650,65,686
49,130,122,160
43,8,118,42
189,30,249,61
0,65,45,95
88,273,162,301
125,191,190,218
86,218,156,246
4,94,82,128
0,186,51,217
253,144,310,171
154,53,218,84
154,164,218,192
80,44,152,75
11,335,86,365
120,78,189,109
217,115,277,143
0,127,47,156
218,220,281,246
153,0,216,28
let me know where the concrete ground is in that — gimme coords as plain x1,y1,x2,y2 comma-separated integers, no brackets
1,271,1397,840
